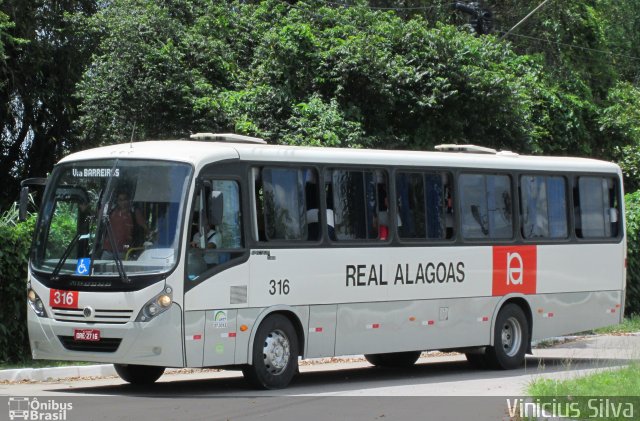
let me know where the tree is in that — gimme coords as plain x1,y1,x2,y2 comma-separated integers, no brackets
599,82,640,191
0,8,16,62
3,0,640,209
76,0,219,146
76,0,556,153
0,0,97,209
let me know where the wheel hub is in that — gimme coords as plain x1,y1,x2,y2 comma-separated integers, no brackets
262,329,290,375
501,316,522,357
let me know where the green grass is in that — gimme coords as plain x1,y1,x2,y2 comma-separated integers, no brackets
0,360,94,370
530,363,640,397
527,364,640,420
593,315,640,335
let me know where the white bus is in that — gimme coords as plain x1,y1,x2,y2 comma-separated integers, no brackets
23,134,626,389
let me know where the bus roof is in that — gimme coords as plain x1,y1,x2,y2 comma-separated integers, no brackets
58,140,621,174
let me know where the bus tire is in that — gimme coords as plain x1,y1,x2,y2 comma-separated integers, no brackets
364,351,421,367
485,304,529,370
114,364,165,384
242,314,299,389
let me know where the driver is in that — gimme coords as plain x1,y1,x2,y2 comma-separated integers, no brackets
102,190,147,259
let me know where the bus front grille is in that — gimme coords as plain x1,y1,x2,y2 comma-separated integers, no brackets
52,308,133,324
58,336,122,353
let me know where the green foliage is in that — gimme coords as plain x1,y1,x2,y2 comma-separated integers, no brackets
76,0,202,145
2,0,640,209
45,202,79,259
624,192,640,315
74,0,554,153
0,8,15,62
600,83,640,192
68,0,640,166
593,315,640,334
0,0,98,209
281,94,365,147
0,204,36,363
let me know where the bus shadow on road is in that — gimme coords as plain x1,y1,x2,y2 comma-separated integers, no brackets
45,355,633,397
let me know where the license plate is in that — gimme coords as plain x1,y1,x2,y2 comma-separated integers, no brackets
73,329,100,342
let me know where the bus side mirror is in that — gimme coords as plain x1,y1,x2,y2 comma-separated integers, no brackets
19,187,29,221
19,177,47,221
208,191,223,226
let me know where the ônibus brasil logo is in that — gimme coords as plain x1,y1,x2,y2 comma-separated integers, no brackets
8,397,73,421
492,246,537,296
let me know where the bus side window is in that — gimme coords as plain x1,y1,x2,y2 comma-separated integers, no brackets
396,171,452,241
329,169,387,240
520,175,567,239
396,172,426,239
425,173,448,239
460,173,512,240
255,167,318,242
254,172,266,242
575,176,619,239
186,179,243,281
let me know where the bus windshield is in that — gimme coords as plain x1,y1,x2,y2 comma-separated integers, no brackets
32,159,192,279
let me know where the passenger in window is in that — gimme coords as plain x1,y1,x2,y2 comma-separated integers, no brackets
77,197,92,257
191,223,220,249
191,221,221,265
102,190,147,259
375,193,390,240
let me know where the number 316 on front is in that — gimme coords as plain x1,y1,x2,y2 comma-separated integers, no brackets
49,289,79,309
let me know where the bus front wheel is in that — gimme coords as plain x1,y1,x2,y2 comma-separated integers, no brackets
114,364,165,384
242,314,299,389
485,304,529,370
364,351,422,367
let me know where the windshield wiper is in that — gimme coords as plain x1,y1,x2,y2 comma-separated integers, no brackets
51,233,81,281
88,159,129,283
103,214,130,284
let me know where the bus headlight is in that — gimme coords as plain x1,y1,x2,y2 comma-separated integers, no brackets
27,289,47,318
135,287,173,322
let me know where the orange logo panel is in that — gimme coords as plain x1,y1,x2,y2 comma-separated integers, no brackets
492,246,537,296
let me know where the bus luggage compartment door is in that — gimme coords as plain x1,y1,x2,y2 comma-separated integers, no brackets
203,309,238,366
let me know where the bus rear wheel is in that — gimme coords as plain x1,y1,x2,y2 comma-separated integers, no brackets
364,351,422,367
114,364,165,384
242,314,299,389
484,304,529,370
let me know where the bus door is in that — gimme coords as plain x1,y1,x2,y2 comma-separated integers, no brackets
184,177,247,367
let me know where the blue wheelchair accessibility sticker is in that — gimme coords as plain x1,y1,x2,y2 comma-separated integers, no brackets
75,258,91,275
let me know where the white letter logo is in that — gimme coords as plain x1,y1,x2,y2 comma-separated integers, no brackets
506,252,523,285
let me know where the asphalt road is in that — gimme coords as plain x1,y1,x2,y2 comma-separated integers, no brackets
1,335,638,421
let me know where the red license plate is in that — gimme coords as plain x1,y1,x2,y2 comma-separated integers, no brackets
74,329,100,342
50,289,79,309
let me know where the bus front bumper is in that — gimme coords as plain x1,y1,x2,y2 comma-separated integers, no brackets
27,304,184,368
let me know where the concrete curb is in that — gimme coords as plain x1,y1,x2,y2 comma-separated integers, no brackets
0,364,116,382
